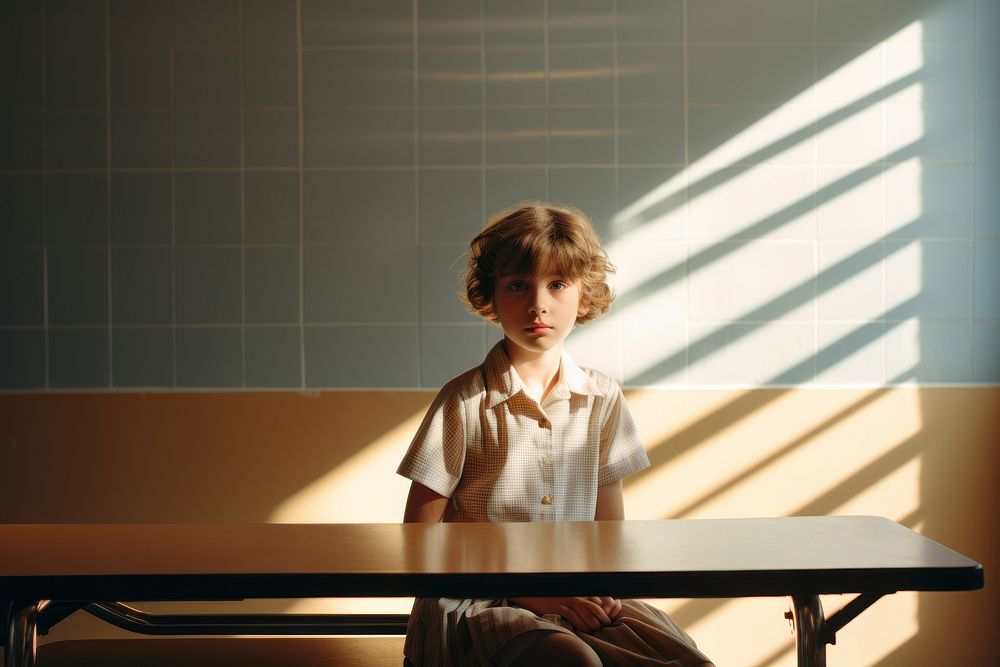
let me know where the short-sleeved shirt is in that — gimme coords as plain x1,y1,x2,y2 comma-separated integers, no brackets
396,341,650,522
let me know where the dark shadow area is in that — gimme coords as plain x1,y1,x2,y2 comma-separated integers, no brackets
0,392,430,523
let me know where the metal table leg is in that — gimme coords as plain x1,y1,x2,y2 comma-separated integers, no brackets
789,595,826,667
5,601,41,667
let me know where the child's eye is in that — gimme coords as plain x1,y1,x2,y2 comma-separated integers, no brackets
550,281,568,291
507,280,526,291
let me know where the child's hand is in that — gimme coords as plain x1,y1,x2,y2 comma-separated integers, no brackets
509,596,621,633
589,595,622,622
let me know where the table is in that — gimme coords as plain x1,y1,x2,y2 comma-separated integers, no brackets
0,516,983,667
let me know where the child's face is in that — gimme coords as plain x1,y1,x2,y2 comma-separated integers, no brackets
493,270,588,360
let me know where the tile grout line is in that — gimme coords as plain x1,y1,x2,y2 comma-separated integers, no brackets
812,0,819,385
414,0,422,388
682,0,691,385
296,0,306,390
169,4,178,388
239,0,247,388
41,0,50,390
544,0,550,199
480,0,487,360
105,0,114,389
969,0,978,379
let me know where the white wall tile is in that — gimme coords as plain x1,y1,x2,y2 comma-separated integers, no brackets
688,0,815,43
688,166,817,241
689,241,816,321
617,45,684,105
485,169,547,213
304,48,413,108
418,108,483,165
974,320,1000,382
611,239,688,323
885,0,973,44
419,323,487,387
976,43,1000,103
419,170,484,243
974,239,1000,318
484,0,545,46
305,325,420,388
484,46,545,106
6,0,1000,391
816,165,885,241
548,45,615,105
614,167,687,240
618,106,685,165
417,47,482,107
304,170,416,244
548,0,615,45
688,320,816,385
886,102,973,163
886,162,973,238
688,45,816,105
548,168,618,237
303,0,412,47
817,240,885,320
420,244,479,323
304,108,415,166
304,245,419,324
691,104,818,167
887,41,973,104
975,102,1000,163
548,106,615,164
565,316,623,383
885,318,973,383
817,43,886,106
885,240,974,319
417,0,481,48
819,0,888,43
817,103,885,166
816,321,886,384
974,164,1000,236
485,107,546,164
623,319,688,386
615,0,684,44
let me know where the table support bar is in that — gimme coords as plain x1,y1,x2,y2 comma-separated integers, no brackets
789,595,826,667
85,602,411,636
821,593,885,645
5,600,46,667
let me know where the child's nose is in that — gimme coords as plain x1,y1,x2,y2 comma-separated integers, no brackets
530,289,549,314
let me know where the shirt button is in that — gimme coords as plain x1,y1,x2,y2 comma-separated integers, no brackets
541,495,553,505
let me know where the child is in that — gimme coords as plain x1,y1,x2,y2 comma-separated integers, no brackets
397,203,713,667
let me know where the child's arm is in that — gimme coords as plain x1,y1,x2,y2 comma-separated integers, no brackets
594,480,625,520
403,481,449,523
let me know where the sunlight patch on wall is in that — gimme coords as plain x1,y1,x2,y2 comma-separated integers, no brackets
624,387,923,521
270,411,425,523
652,597,799,667
588,21,925,389
627,385,925,667
824,592,919,667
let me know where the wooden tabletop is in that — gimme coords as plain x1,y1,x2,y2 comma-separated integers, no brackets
0,516,982,601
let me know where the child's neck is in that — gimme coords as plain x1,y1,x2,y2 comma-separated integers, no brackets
503,339,562,404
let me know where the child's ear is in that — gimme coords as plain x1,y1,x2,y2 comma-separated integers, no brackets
577,299,590,317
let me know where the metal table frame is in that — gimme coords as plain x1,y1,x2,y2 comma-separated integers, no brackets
1,517,984,667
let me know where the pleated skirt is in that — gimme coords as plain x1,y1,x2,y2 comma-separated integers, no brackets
403,597,713,666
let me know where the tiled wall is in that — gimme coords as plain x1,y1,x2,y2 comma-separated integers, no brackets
1,0,997,389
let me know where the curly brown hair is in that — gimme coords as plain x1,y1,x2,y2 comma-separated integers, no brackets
463,202,615,324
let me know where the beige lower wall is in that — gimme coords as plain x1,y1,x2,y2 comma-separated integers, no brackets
1,387,997,665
